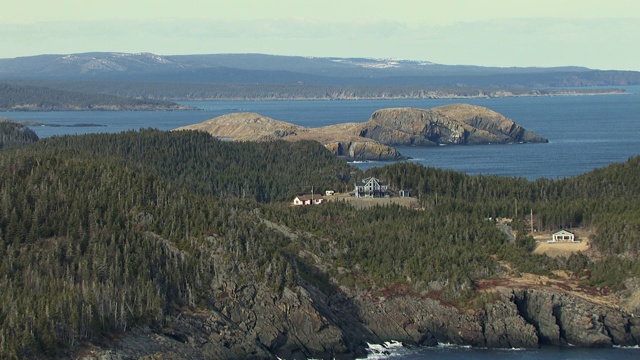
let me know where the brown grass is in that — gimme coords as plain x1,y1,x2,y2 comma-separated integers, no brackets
325,193,421,209
532,228,592,258
478,267,620,309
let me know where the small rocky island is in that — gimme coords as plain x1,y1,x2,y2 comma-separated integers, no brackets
176,104,547,161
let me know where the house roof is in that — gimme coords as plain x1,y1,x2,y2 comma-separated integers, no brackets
553,230,574,235
359,177,386,186
296,194,323,201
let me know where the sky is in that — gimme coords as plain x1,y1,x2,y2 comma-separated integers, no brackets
2,0,640,70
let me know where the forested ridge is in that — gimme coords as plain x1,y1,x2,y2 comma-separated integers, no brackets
0,119,39,149
0,82,189,111
0,129,639,358
7,80,626,101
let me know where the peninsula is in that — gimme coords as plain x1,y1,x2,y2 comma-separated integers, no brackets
1,129,639,359
0,82,191,111
176,103,547,160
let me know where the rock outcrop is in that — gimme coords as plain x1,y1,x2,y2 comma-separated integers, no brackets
433,104,548,144
512,289,640,347
324,140,403,161
80,284,638,360
177,112,305,142
358,105,547,146
175,112,405,161
175,105,546,161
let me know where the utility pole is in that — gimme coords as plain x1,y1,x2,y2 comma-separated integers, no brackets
531,208,534,234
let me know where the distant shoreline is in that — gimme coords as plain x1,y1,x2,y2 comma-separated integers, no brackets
0,105,195,112
0,89,627,111
171,89,627,102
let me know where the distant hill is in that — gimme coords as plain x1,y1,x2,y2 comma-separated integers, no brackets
1,52,639,88
0,82,191,111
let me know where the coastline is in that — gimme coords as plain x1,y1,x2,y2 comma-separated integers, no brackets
165,89,628,102
0,89,626,111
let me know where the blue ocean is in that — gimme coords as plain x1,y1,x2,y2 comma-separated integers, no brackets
3,87,639,181
2,89,640,358
364,342,640,359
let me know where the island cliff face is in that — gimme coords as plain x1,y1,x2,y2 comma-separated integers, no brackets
175,104,547,161
359,105,547,146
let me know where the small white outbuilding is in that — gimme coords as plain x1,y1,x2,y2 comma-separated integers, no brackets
550,230,576,243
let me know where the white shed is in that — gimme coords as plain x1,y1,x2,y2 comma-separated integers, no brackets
551,230,576,243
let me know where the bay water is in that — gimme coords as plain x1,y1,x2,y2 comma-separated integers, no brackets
365,343,640,359
3,87,639,181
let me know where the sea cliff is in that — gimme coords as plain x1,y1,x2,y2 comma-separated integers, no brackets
79,283,638,359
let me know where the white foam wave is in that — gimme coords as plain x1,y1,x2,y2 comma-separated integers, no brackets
436,342,472,349
364,341,407,359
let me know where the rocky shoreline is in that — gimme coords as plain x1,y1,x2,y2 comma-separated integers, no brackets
176,104,548,161
78,283,639,360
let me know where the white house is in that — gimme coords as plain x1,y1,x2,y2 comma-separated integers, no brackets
292,194,324,206
550,230,576,243
354,177,388,198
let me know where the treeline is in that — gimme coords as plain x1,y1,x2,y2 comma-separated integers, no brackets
6,80,623,101
0,129,352,357
0,129,639,357
22,129,353,202
0,119,39,148
0,82,189,111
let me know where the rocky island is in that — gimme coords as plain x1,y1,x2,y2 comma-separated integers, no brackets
176,104,547,161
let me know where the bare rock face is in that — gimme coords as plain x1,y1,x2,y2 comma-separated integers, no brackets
324,141,406,161
433,104,548,144
358,105,547,146
360,108,469,146
80,285,640,359
174,104,546,161
175,112,406,161
357,292,539,349
483,300,539,348
513,289,640,347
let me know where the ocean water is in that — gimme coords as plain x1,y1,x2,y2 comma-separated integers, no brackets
364,342,640,359
2,87,639,181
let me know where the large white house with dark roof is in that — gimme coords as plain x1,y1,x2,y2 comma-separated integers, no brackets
354,177,388,198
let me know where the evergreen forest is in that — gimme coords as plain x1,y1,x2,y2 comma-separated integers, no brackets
9,79,625,102
0,120,39,149
0,128,639,358
0,82,188,111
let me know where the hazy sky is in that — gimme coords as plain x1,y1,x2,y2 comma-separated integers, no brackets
2,0,639,70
